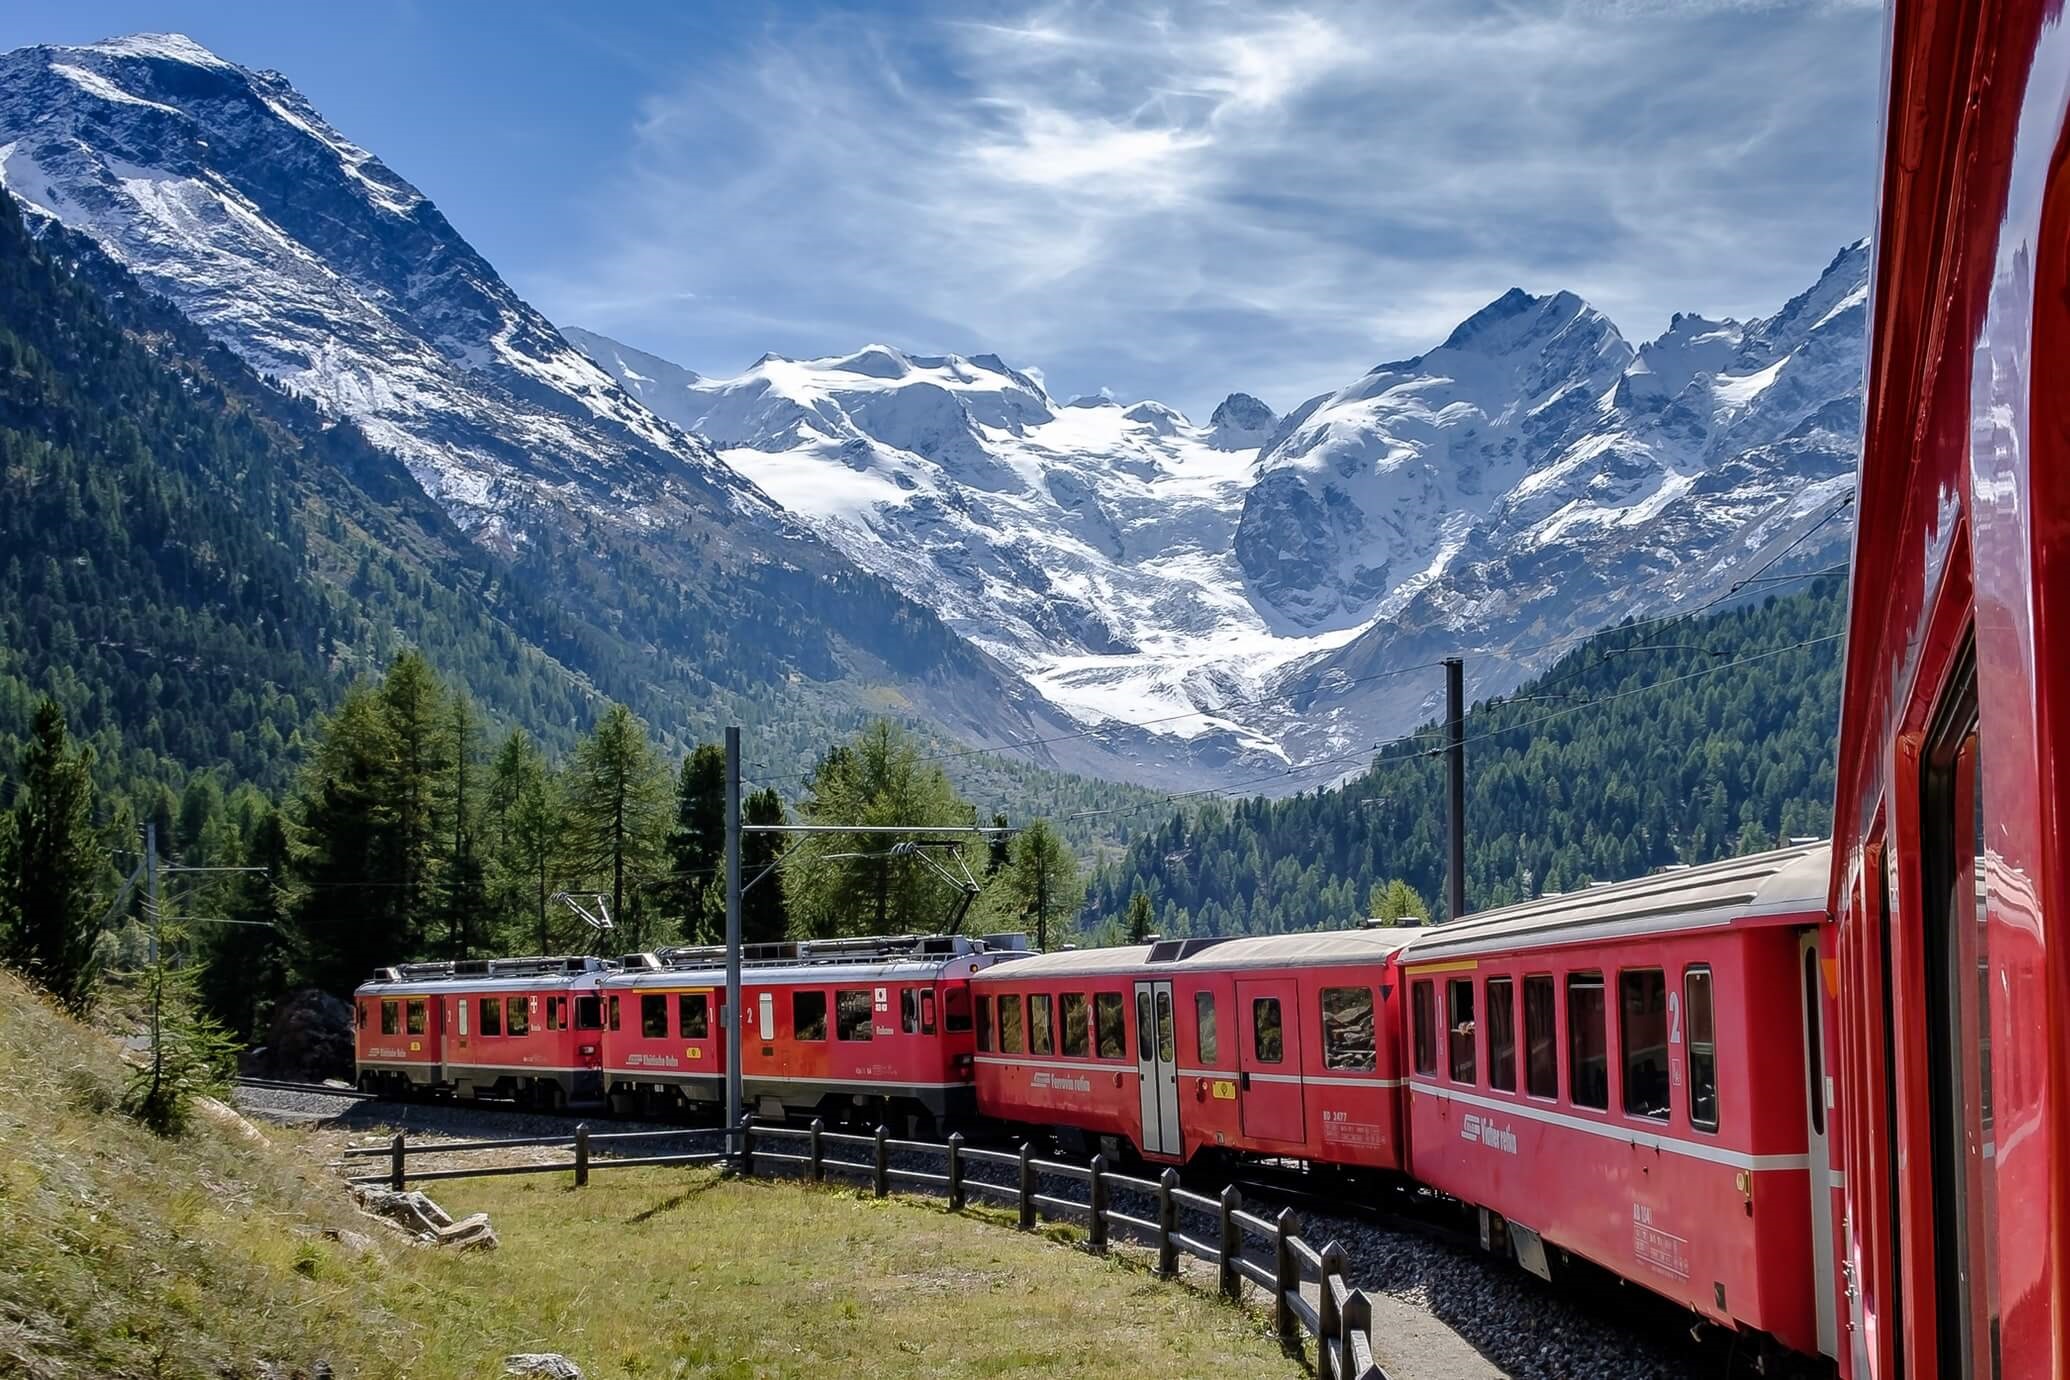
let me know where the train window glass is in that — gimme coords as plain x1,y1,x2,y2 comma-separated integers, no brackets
457,998,468,1037
575,994,602,1030
1095,992,1126,1058
1194,992,1217,1064
479,996,502,1037
1567,973,1608,1109
793,990,828,1041
381,1000,400,1035
680,992,710,1039
1447,980,1476,1083
1156,990,1176,1062
406,999,428,1035
506,996,529,1037
901,988,919,1035
640,993,666,1039
920,989,937,1035
545,996,562,1031
1136,990,1154,1061
1321,987,1376,1071
1486,977,1516,1092
943,986,970,1032
999,994,1025,1054
976,994,994,1051
608,994,621,1032
357,1001,370,1030
1685,967,1717,1131
1030,994,1054,1055
1524,976,1557,1098
1619,969,1669,1120
836,989,874,1041
1252,998,1284,1064
1062,993,1090,1056
1411,980,1436,1076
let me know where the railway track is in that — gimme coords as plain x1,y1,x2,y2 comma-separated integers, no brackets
233,1075,372,1100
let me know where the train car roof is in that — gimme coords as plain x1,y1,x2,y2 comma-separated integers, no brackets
606,953,1014,988
1399,840,1831,963
972,927,1417,982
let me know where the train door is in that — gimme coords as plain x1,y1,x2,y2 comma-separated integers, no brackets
1800,929,1839,1360
1235,978,1304,1144
1133,980,1181,1158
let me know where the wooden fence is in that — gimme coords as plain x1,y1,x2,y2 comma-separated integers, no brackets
342,1120,1387,1379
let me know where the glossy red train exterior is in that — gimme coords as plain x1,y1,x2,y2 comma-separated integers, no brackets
353,956,613,1105
1833,4,2070,1377
1397,844,1837,1365
970,931,1415,1169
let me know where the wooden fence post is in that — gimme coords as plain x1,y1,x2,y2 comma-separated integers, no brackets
1342,1286,1373,1380
1218,1185,1243,1301
1273,1208,1300,1344
873,1124,890,1198
1017,1142,1035,1230
573,1123,589,1188
809,1117,825,1183
1156,1168,1180,1278
946,1132,965,1211
738,1114,755,1177
1318,1241,1346,1367
389,1132,405,1192
1087,1153,1109,1253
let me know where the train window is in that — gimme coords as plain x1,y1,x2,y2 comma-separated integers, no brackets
1193,992,1217,1064
976,994,994,1051
679,993,710,1039
1447,980,1476,1083
920,989,937,1035
793,991,827,1041
406,1000,428,1035
381,1000,401,1035
1155,990,1175,1062
1524,976,1557,1098
999,994,1025,1054
837,989,874,1041
1030,994,1054,1055
545,996,563,1031
638,994,665,1039
1486,977,1516,1092
479,996,502,1037
608,994,621,1032
1619,970,1669,1120
1136,990,1154,1062
1685,967,1716,1131
1567,973,1608,1109
943,987,970,1032
1252,997,1284,1064
506,996,529,1037
1411,980,1436,1076
1321,987,1376,1071
357,1001,370,1030
1062,993,1090,1056
900,988,918,1034
575,994,602,1030
1095,992,1126,1058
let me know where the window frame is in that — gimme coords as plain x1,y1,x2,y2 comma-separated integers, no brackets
679,992,711,1040
1094,991,1126,1059
574,994,603,1031
381,999,400,1036
1684,965,1717,1132
406,999,428,1036
1411,979,1436,1077
976,993,994,1051
1566,971,1609,1111
835,989,875,1042
1193,991,1218,1065
792,989,828,1042
506,995,529,1037
1486,976,1517,1093
1446,978,1476,1084
1320,985,1377,1072
1251,996,1284,1064
1061,992,1090,1058
1618,967,1670,1121
479,995,502,1037
1523,974,1557,1099
1029,993,1054,1056
640,992,668,1040
998,993,1025,1055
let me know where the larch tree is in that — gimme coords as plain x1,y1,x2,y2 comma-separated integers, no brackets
565,703,669,952
1,699,104,1012
666,743,726,941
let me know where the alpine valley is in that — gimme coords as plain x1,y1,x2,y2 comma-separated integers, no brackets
1,32,1863,796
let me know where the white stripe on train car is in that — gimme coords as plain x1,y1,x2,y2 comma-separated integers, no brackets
1409,1081,1810,1172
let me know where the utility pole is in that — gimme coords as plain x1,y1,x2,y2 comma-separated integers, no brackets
723,725,743,1156
1035,860,1048,953
1444,657,1467,923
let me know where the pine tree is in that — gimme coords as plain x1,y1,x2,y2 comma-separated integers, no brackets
488,728,562,951
123,924,239,1137
2,700,104,1012
1125,889,1154,945
565,703,669,951
1000,819,1080,949
437,692,488,957
378,651,452,945
197,810,290,1041
741,786,790,945
289,686,401,996
666,743,726,941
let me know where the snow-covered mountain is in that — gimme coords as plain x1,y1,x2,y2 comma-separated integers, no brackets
576,245,1863,791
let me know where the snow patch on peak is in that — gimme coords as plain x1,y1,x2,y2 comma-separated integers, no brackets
85,32,231,68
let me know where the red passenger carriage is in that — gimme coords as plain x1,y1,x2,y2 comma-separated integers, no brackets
971,931,1416,1169
598,933,1023,1133
353,955,613,1106
1397,843,1838,1365
1834,4,2070,1375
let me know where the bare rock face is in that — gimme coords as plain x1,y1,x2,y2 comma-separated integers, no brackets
262,988,355,1081
504,1356,583,1379
350,1186,499,1250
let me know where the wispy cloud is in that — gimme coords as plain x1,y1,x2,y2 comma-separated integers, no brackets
535,0,1882,417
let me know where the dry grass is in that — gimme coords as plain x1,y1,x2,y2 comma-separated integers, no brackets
0,970,1304,1378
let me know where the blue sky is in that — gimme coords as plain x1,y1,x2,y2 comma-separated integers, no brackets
0,1,1885,417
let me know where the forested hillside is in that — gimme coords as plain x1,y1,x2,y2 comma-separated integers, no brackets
1087,580,1845,934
